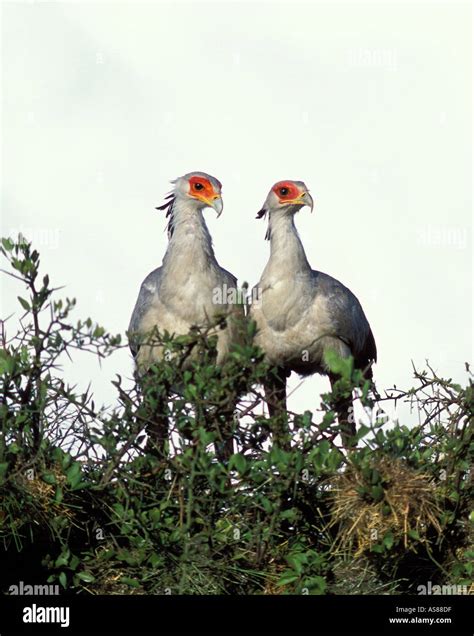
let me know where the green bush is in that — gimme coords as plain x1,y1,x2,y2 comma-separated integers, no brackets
0,237,472,595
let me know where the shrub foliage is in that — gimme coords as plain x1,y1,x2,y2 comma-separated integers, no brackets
0,237,472,595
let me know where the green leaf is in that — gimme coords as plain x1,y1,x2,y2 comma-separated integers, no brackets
269,445,288,465
41,472,57,485
120,576,140,588
1,237,14,251
18,296,30,311
356,424,371,440
302,576,327,594
70,555,80,571
93,325,105,338
323,349,353,379
229,453,247,474
76,571,96,584
371,544,384,554
59,572,67,589
286,552,307,574
318,439,330,458
280,508,298,521
277,571,299,586
198,428,215,445
66,462,82,488
0,350,14,375
55,550,70,568
371,485,384,502
148,553,162,568
383,531,394,550
408,529,421,541
260,497,273,514
54,486,63,504
0,462,9,483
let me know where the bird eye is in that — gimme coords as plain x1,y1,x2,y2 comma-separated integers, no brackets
194,182,204,191
280,187,289,196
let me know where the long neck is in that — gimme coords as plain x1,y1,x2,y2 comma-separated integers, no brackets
264,212,311,276
162,197,217,271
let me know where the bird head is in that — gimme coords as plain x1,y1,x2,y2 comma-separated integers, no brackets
157,171,223,218
256,180,314,223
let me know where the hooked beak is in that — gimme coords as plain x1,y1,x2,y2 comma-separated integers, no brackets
198,194,223,217
303,191,314,213
282,191,314,213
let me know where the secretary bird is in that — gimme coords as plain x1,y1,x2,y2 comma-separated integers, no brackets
128,172,244,460
250,180,377,448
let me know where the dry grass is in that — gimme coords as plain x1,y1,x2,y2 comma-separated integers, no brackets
19,465,75,521
329,457,443,556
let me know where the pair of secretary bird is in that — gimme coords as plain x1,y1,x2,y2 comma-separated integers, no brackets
128,171,377,460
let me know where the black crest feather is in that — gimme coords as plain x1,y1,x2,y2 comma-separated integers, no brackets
256,207,271,240
155,192,176,237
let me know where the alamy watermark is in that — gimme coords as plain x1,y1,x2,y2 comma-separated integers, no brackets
417,581,473,595
7,228,61,250
416,225,467,250
347,48,398,72
23,604,69,628
212,283,262,306
8,580,60,595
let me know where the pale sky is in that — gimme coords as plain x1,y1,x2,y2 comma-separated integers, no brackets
1,1,472,426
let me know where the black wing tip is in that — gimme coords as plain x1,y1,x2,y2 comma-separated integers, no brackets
367,328,377,364
357,328,377,379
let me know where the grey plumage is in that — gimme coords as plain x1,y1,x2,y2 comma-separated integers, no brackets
128,172,243,458
250,179,376,444
129,172,243,371
128,267,161,359
263,269,377,378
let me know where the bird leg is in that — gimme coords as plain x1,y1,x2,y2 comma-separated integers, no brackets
214,419,235,463
138,371,170,458
329,373,356,448
145,394,169,457
213,393,237,463
264,367,291,451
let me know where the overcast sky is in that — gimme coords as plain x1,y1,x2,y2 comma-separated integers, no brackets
1,1,472,425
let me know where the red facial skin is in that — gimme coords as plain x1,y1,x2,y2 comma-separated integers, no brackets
272,181,301,202
188,176,220,200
